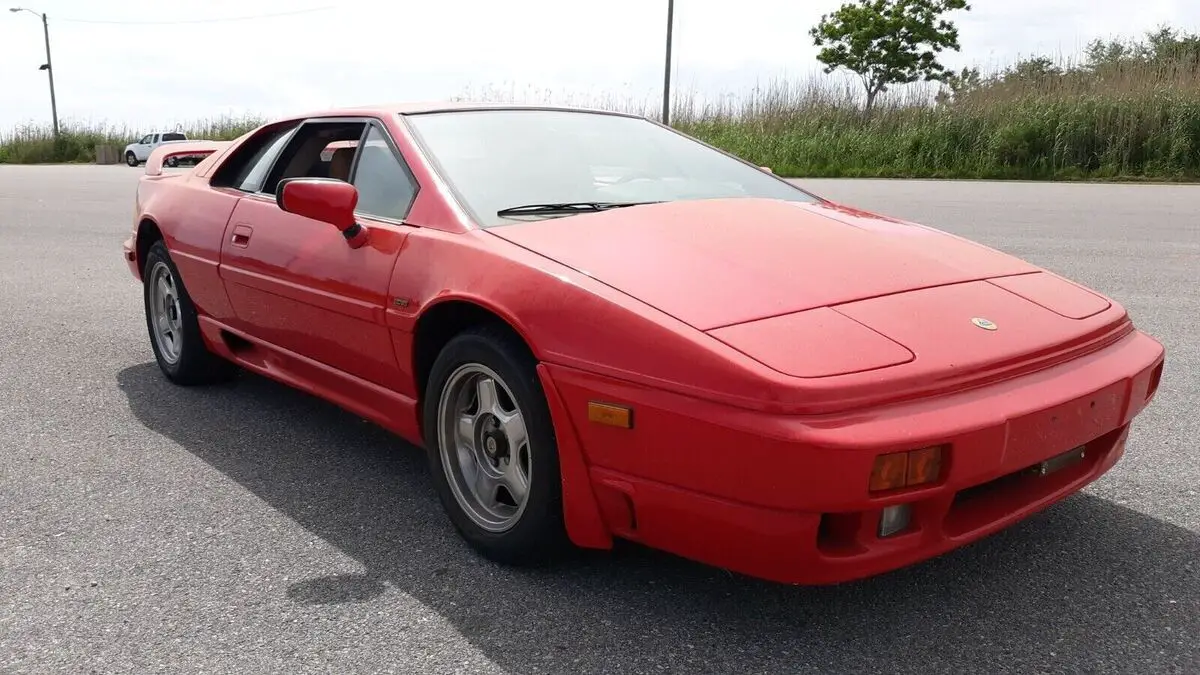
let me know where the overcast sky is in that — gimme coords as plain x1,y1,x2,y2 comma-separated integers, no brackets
1,0,1195,130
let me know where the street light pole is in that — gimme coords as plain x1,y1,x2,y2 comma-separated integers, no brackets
9,7,60,138
661,0,674,126
40,11,59,138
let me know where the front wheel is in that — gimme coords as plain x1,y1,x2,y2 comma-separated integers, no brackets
126,152,138,167
422,325,569,565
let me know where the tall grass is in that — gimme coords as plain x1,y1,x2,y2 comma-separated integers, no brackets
678,82,1200,181
0,115,264,164
4,30,1200,181
457,60,1200,181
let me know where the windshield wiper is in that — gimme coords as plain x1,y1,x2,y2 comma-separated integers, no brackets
496,201,659,217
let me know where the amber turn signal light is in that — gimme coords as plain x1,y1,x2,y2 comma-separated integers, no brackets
587,401,633,429
869,453,909,492
906,445,943,486
869,445,945,493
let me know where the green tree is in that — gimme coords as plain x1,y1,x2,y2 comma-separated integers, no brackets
810,0,972,113
1085,25,1200,71
934,65,981,104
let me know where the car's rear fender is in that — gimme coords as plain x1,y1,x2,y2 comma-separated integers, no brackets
130,175,243,322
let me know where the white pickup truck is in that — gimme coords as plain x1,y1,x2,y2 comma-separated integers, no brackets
123,131,190,167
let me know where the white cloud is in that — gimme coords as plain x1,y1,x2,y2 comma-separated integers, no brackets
1,0,1195,129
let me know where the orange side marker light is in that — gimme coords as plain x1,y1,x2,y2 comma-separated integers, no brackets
587,402,633,429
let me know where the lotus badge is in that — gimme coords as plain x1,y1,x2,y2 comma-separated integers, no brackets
971,317,998,331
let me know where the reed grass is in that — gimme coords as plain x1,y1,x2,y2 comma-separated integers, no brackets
5,29,1199,181
0,114,264,164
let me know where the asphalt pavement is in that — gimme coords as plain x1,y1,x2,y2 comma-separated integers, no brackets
1,165,1197,674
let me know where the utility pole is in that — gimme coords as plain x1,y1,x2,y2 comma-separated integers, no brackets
662,0,674,126
9,7,60,138
40,10,59,138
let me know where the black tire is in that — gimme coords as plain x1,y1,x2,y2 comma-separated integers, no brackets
166,156,179,168
141,239,237,385
126,152,138,167
422,324,569,565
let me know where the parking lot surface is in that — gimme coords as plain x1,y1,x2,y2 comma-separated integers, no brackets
1,165,1197,674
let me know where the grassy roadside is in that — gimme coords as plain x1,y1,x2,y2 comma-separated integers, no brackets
680,91,1200,182
0,115,264,165
4,29,1200,182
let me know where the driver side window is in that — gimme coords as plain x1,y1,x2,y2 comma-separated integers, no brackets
350,126,418,222
236,128,296,193
212,118,420,221
260,121,367,195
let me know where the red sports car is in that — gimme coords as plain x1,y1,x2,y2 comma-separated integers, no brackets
122,103,1165,585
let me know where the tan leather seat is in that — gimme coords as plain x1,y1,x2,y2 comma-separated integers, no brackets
328,147,355,181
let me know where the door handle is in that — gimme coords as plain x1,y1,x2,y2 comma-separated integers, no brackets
230,223,253,247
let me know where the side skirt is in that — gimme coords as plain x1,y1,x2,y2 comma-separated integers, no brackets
196,316,423,445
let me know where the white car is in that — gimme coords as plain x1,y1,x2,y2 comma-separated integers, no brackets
123,132,189,167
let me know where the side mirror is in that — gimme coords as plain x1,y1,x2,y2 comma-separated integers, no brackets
276,177,369,248
759,166,774,174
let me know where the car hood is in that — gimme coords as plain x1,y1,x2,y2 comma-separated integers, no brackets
489,197,1040,331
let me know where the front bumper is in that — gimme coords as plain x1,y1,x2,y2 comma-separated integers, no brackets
545,328,1164,585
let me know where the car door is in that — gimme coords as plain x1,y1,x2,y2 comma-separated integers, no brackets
217,118,419,392
133,134,154,160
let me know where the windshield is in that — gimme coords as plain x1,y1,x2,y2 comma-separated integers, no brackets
403,109,818,227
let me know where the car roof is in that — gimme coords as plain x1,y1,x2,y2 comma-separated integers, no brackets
289,100,647,120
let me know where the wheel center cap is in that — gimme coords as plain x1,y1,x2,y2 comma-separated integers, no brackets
478,418,509,465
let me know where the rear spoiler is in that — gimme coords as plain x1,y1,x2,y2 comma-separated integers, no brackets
145,140,231,176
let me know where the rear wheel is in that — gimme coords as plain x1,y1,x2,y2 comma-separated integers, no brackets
142,239,236,385
423,325,569,564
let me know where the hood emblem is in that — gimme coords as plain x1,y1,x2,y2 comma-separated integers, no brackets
971,317,998,331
